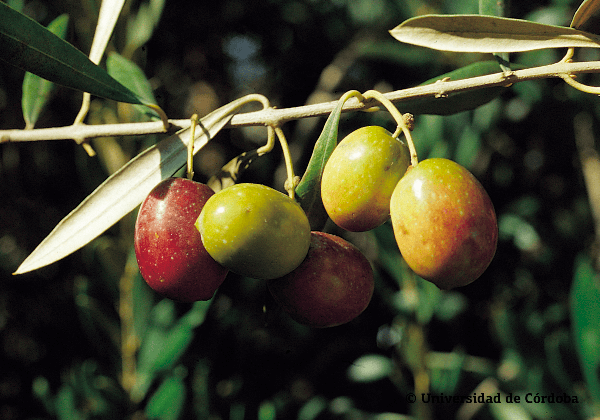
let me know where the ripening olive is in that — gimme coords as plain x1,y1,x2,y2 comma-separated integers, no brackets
267,231,374,328
390,158,498,289
321,126,410,232
134,178,228,302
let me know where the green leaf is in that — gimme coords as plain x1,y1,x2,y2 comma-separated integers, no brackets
125,0,165,55
21,14,69,129
14,96,258,274
570,254,600,403
478,0,510,70
107,52,160,120
296,92,357,229
571,0,600,29
390,14,600,53
347,354,393,383
0,2,143,104
479,0,506,17
397,60,520,115
145,373,186,420
133,300,211,402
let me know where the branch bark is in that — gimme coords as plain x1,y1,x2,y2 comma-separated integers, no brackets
2,59,600,143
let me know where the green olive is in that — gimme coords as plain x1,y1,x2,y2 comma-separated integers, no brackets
195,183,311,280
321,126,410,232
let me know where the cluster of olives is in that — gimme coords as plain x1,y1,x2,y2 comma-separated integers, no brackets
322,126,498,290
135,178,374,328
134,124,498,327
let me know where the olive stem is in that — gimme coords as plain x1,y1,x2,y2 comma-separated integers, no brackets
5,60,600,144
362,90,419,166
273,126,299,199
187,114,199,180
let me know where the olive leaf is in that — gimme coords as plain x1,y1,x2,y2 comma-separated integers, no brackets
13,96,264,274
88,0,127,65
571,0,600,29
106,52,161,120
397,60,524,115
570,254,600,403
133,299,210,403
207,149,261,193
0,2,144,105
296,93,357,229
390,14,600,53
21,14,69,129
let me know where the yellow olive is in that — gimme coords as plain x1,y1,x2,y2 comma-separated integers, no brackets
321,126,410,232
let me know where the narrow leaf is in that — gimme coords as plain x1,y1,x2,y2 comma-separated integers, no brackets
390,14,600,53
125,0,165,55
207,149,261,192
571,254,600,403
14,97,262,274
296,92,355,229
0,2,143,104
571,0,600,29
107,52,160,119
478,0,510,71
22,14,69,129
89,0,127,65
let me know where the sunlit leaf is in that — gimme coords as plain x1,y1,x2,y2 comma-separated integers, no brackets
571,0,600,29
570,254,600,403
21,14,69,129
14,96,259,274
296,92,360,229
390,14,600,53
107,52,160,119
0,2,143,104
347,354,393,383
89,0,126,65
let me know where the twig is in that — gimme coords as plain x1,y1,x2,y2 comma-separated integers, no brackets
2,60,600,143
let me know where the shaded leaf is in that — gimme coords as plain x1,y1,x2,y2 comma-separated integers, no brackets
107,52,160,120
14,96,262,274
478,0,510,71
296,93,357,229
0,2,143,104
571,0,600,29
570,254,600,403
397,60,516,115
145,374,186,420
207,149,261,192
21,14,69,129
125,0,165,55
134,300,211,402
478,0,506,18
390,14,600,53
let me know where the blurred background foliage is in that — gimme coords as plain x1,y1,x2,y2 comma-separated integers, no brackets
2,0,600,419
